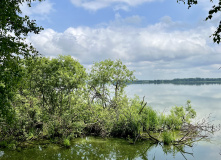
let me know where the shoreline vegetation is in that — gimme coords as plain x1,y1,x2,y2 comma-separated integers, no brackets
130,78,221,85
0,56,219,151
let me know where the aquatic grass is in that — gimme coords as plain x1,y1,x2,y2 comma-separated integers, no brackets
63,138,71,147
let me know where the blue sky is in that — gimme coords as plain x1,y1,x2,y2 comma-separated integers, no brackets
21,0,221,79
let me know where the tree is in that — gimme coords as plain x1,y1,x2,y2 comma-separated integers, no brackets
178,0,221,44
22,55,87,116
0,0,43,122
9,55,88,138
89,59,135,108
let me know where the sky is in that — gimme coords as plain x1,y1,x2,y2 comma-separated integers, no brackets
20,0,221,80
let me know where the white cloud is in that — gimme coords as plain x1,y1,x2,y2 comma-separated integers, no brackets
70,0,160,11
113,4,130,11
109,14,144,27
20,1,54,19
27,15,221,79
27,29,63,55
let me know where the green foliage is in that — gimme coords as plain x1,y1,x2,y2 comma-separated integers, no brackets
63,138,71,147
141,106,159,131
110,96,159,138
185,100,196,121
0,140,7,148
159,100,196,130
0,55,89,142
22,55,87,116
7,143,16,150
89,59,135,108
0,56,198,147
162,131,175,145
0,0,43,122
111,106,140,138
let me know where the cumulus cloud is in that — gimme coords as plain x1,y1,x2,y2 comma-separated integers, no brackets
105,14,145,27
70,0,160,11
27,15,221,79
20,0,54,20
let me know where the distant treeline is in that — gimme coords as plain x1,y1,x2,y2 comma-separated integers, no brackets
131,78,221,85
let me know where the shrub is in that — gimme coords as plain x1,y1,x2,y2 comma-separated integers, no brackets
63,138,71,147
162,131,174,145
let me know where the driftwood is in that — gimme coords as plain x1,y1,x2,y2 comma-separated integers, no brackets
143,114,220,146
138,96,147,115
137,116,220,160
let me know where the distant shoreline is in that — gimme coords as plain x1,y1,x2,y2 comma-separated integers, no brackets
130,78,221,85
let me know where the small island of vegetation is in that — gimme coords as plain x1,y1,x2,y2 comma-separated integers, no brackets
0,56,218,151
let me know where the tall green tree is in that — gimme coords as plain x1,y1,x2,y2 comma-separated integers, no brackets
178,0,221,44
23,55,87,116
10,56,88,138
89,59,135,108
0,0,43,122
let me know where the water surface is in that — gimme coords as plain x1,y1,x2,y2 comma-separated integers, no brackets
0,136,220,160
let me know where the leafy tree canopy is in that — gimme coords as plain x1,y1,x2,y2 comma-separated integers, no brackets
0,0,43,122
89,59,135,108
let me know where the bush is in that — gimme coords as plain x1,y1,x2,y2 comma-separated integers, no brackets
162,131,174,145
159,101,196,130
0,141,7,148
63,138,71,147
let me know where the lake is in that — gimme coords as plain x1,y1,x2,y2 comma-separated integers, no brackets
126,84,221,125
125,83,221,159
0,84,221,160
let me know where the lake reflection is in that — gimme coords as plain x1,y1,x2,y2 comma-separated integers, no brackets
0,136,220,160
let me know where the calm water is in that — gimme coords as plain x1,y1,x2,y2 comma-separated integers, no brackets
125,84,221,159
125,84,221,124
0,84,221,160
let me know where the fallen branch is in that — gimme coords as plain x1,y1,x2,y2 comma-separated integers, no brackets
146,131,160,143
